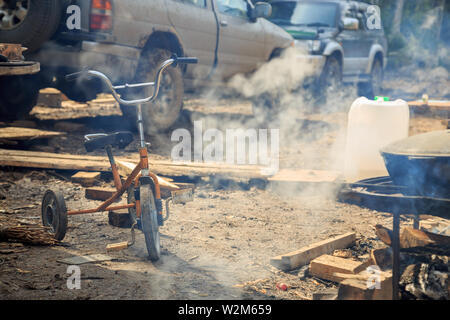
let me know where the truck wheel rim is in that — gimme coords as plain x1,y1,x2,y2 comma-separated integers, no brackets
0,0,29,31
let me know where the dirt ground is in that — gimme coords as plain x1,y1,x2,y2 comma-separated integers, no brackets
0,69,448,300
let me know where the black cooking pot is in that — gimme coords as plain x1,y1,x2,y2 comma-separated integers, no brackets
380,130,450,198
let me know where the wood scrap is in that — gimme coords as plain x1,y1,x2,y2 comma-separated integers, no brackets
0,127,65,141
270,232,356,271
400,226,450,248
71,171,101,187
375,224,393,246
370,247,392,270
85,187,116,201
0,216,57,245
337,271,393,300
0,149,263,179
309,254,370,283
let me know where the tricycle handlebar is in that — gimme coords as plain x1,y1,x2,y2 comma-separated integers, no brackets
64,55,197,106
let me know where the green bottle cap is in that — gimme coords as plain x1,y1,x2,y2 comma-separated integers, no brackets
375,96,390,101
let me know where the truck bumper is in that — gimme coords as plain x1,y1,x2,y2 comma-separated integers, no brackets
29,41,141,81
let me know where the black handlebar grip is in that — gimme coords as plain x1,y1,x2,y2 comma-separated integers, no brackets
176,57,198,64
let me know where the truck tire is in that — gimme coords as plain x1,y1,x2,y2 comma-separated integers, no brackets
358,58,384,99
318,55,342,95
0,0,62,53
121,48,184,134
0,74,39,120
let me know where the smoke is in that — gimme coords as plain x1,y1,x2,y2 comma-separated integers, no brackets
179,46,358,202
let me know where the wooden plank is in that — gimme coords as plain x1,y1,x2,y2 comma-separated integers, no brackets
85,187,116,201
270,232,356,271
309,254,370,283
71,171,101,187
0,127,65,141
408,100,450,109
337,271,392,300
0,149,264,179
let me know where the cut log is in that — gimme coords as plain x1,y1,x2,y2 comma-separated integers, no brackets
309,254,370,283
337,271,393,300
0,127,65,141
369,247,392,270
71,171,101,187
375,224,393,246
400,227,450,249
270,232,356,271
108,209,132,228
85,187,116,201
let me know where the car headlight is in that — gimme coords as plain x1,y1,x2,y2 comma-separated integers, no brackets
307,40,322,53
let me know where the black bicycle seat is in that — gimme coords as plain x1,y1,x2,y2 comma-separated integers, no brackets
84,131,134,152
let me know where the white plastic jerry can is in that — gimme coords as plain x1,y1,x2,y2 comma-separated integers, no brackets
344,97,410,182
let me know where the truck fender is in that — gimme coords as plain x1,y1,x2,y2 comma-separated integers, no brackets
322,41,344,59
139,25,184,56
366,44,385,73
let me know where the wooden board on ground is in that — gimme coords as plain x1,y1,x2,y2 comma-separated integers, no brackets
337,271,392,300
270,232,356,271
309,254,370,283
0,149,264,179
85,187,116,201
408,100,450,110
0,127,65,141
71,171,101,187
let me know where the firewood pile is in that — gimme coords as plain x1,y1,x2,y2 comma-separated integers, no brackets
375,221,450,300
399,249,449,300
0,216,58,245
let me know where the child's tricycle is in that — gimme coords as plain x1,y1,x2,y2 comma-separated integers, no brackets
41,55,197,261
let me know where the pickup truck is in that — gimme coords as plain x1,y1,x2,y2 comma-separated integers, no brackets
0,0,293,132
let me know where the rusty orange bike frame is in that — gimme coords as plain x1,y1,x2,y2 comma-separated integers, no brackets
67,146,162,218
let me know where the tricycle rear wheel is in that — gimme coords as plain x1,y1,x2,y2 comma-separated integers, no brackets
41,190,67,241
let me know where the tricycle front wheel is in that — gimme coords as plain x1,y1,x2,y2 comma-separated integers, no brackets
41,190,68,241
140,184,160,261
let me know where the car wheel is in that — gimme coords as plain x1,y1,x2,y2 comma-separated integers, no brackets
121,48,184,134
358,58,384,99
0,0,62,53
319,55,342,96
0,74,39,120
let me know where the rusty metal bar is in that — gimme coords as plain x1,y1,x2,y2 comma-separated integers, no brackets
67,203,135,215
